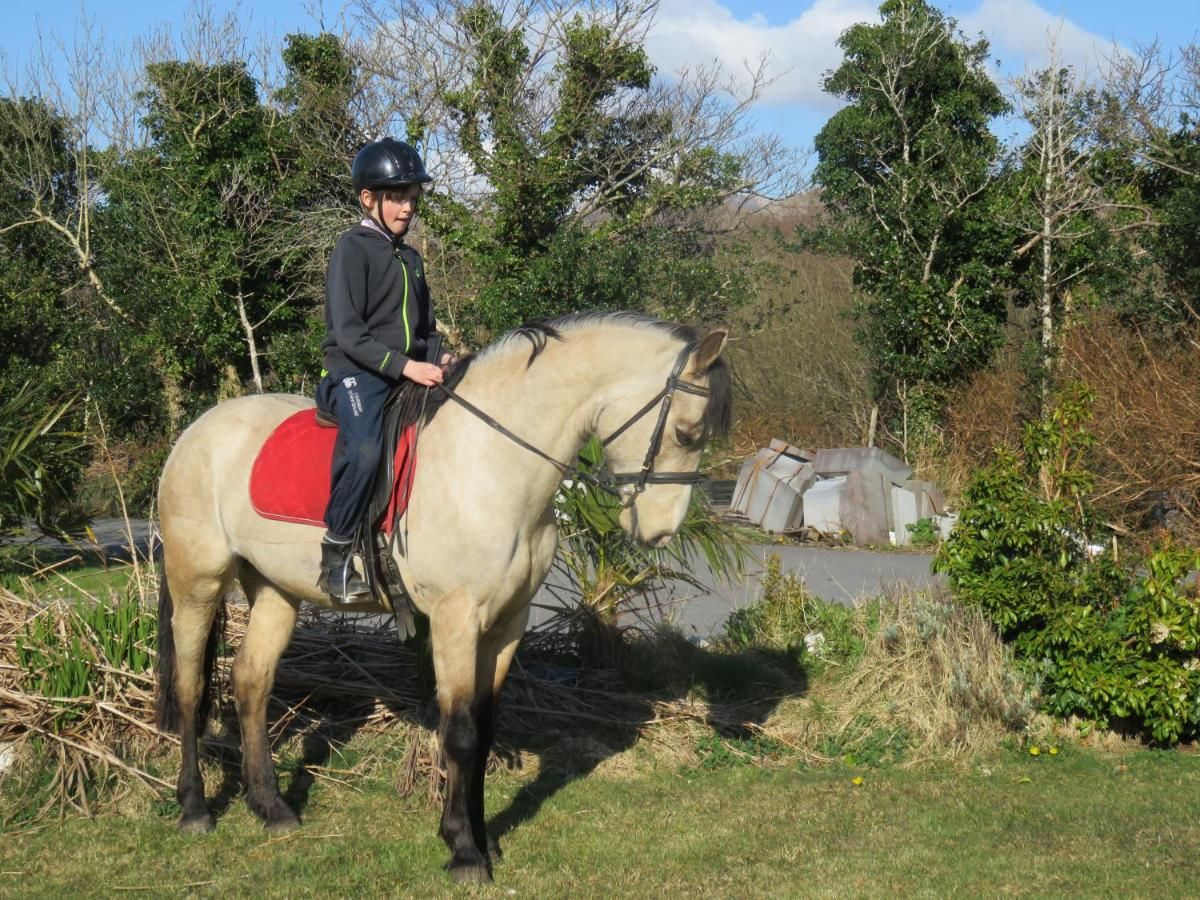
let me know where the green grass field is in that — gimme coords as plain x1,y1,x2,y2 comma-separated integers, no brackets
2,745,1197,897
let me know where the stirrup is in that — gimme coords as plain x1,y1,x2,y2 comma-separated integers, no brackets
316,566,372,605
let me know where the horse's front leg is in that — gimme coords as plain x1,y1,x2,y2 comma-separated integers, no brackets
232,573,301,832
431,596,497,882
476,613,529,864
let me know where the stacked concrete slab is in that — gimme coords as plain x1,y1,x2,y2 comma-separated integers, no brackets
733,442,949,545
731,440,816,534
811,447,911,545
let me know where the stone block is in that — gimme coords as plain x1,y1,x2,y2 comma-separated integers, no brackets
891,485,920,546
768,438,815,461
802,476,846,535
842,467,890,545
732,444,815,533
903,479,946,518
813,447,913,484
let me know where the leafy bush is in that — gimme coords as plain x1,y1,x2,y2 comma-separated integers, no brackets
936,385,1200,743
0,383,85,535
550,438,751,666
906,517,940,548
725,554,866,669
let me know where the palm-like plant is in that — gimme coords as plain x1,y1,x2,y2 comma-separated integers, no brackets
546,439,750,662
0,382,81,536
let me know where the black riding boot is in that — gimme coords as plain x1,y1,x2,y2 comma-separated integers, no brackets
317,538,371,604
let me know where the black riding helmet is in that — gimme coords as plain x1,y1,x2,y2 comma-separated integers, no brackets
351,138,432,192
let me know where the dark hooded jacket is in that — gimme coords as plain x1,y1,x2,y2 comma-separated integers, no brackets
321,224,435,379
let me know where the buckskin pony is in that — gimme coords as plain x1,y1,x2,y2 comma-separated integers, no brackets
154,312,731,882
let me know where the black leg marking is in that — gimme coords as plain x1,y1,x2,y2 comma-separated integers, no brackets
439,702,492,882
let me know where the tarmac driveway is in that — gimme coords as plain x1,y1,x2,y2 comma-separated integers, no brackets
13,519,941,638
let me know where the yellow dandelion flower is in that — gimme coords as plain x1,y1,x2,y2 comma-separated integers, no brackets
1029,746,1040,756
1049,746,1059,756
851,776,864,786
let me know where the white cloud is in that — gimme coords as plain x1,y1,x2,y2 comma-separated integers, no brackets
644,0,1126,116
958,0,1125,80
645,0,879,108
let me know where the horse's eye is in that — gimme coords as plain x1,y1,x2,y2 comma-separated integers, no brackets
675,425,701,448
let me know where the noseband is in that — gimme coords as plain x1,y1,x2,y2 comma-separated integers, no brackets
436,341,710,499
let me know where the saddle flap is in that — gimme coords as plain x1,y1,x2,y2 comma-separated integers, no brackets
249,408,417,535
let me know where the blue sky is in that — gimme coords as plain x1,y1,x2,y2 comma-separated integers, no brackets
3,0,1196,151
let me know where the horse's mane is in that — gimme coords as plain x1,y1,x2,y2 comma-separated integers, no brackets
389,311,732,440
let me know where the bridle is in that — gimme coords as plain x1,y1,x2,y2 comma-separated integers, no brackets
435,341,711,501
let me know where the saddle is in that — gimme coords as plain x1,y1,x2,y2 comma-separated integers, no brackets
249,386,421,638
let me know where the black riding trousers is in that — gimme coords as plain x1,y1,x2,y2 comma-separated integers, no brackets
317,368,393,539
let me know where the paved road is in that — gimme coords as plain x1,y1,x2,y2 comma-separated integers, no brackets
559,543,942,638
13,519,940,637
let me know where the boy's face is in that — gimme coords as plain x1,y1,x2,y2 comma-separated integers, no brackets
361,184,422,236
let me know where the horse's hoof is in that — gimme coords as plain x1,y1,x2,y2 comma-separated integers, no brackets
445,858,492,883
487,835,503,863
248,793,301,833
178,812,214,834
264,812,301,834
261,800,301,833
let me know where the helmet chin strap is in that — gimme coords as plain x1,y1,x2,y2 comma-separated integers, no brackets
370,192,397,240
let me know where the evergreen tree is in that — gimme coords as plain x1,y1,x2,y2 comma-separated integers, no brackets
809,0,1010,452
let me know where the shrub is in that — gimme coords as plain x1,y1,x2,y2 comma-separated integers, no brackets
725,554,866,669
936,386,1200,743
906,517,940,548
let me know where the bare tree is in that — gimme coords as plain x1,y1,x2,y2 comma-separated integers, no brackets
1106,38,1200,178
1008,39,1152,401
0,16,139,324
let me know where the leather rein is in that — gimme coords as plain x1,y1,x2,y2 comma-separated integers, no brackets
435,342,710,499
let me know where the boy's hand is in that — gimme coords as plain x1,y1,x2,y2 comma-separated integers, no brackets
403,359,444,386
439,352,455,366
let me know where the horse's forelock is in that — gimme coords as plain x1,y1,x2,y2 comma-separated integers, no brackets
702,355,733,441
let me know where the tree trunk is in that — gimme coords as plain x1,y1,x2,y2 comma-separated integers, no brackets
236,284,264,393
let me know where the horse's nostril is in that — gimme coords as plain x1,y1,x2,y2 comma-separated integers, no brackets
648,531,673,548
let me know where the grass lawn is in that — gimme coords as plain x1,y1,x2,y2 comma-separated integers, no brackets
0,557,140,600
2,745,1197,897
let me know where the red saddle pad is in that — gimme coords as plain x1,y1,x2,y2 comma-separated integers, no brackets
249,408,417,535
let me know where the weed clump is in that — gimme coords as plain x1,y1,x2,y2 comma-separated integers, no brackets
760,589,1035,766
724,554,865,669
714,554,1034,767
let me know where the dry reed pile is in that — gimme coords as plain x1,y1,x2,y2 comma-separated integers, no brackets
0,587,169,817
0,579,707,819
766,591,1036,766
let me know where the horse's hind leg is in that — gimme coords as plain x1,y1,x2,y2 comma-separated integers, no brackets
233,566,301,831
162,549,232,833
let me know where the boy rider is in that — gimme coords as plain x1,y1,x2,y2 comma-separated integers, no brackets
315,138,447,603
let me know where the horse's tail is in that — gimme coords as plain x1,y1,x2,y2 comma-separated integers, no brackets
155,564,225,734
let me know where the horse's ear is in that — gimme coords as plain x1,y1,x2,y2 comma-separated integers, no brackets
689,326,729,374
